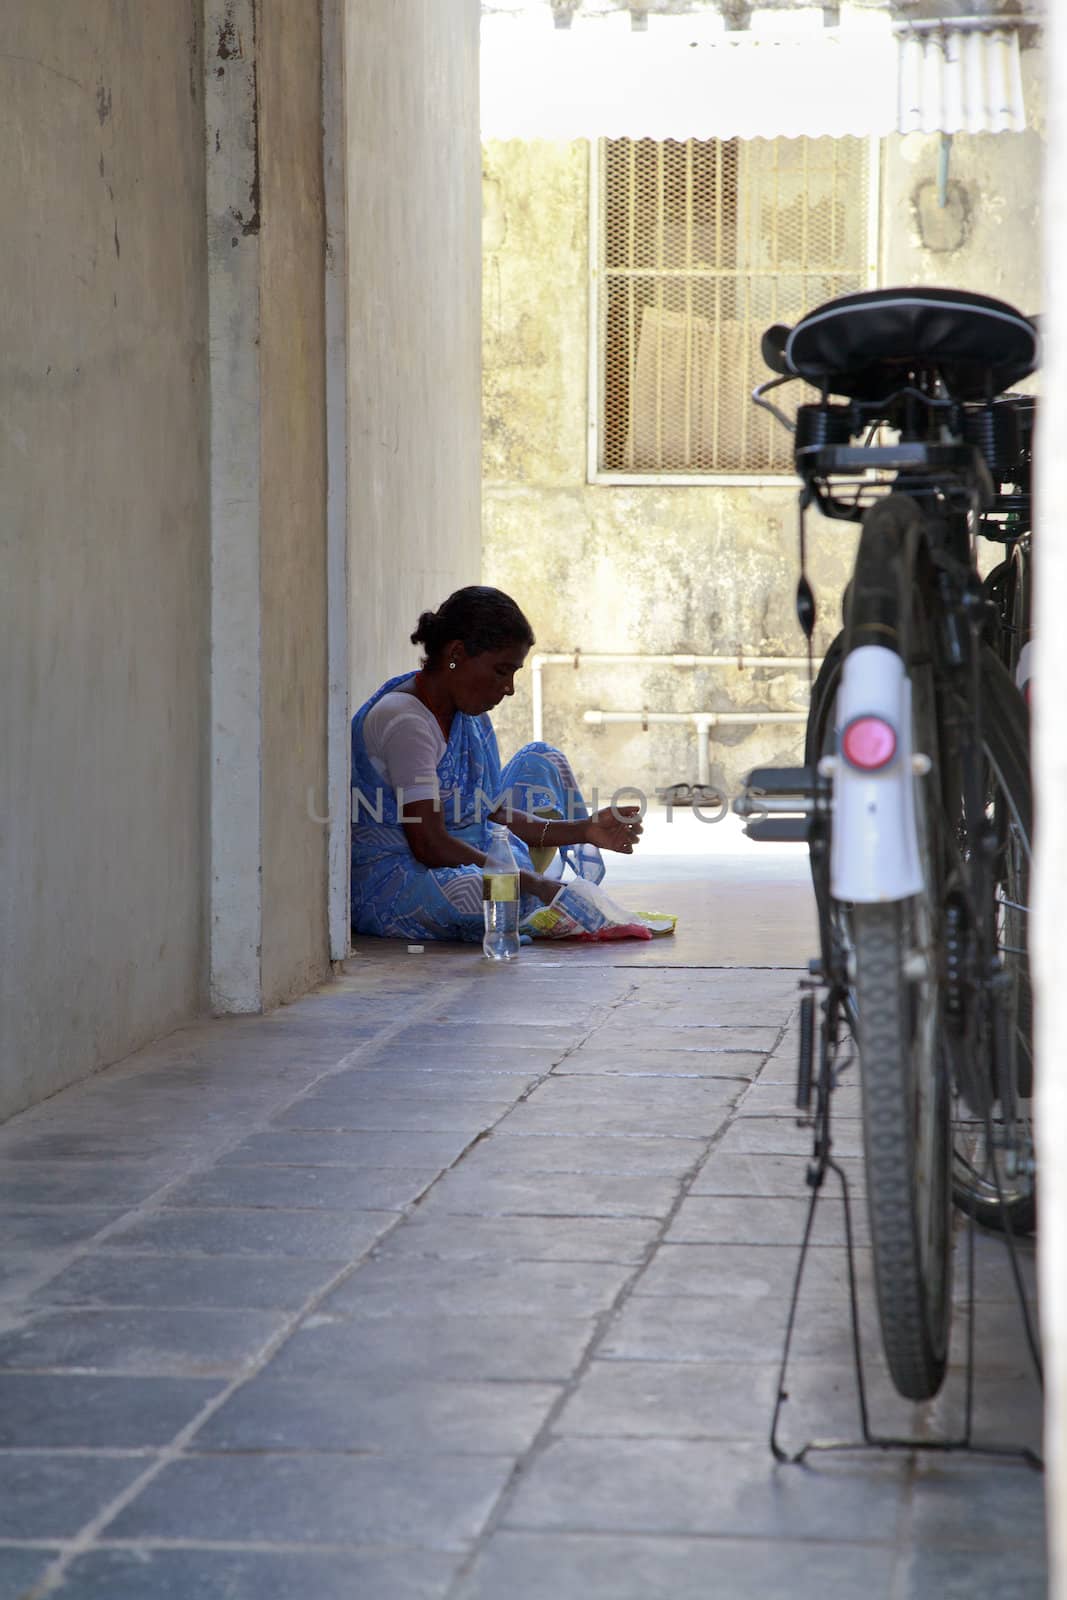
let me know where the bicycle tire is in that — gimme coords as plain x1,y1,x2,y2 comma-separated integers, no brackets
950,646,1035,1234
843,494,952,1401
807,630,956,1391
853,899,952,1400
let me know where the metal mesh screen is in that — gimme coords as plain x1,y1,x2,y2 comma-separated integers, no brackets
597,136,870,476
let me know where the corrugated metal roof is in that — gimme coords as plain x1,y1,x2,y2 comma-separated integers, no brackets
897,26,1027,135
480,11,1033,139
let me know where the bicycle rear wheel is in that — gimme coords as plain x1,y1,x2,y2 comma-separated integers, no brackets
949,647,1034,1234
839,496,953,1401
853,896,951,1400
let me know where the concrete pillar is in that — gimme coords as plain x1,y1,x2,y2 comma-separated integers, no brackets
323,0,351,960
1037,8,1066,1591
204,0,333,1010
204,0,263,1012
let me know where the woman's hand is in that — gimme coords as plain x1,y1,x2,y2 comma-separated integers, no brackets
520,871,561,906
583,805,643,855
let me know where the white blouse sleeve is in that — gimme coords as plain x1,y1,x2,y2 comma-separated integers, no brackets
363,697,445,805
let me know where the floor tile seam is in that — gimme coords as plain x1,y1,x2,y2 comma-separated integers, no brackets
594,1353,801,1367
83,1247,643,1268
659,1235,870,1248
886,1531,1044,1552
448,1130,739,1142
342,1065,562,1074
729,1011,806,1113
384,1254,654,1268
459,1524,901,1546
382,1208,668,1221
441,1059,761,1600
20,1298,362,1315
738,1112,866,1122
649,1239,868,1250
146,1201,414,1217
22,1002,671,1592
629,1289,868,1305
9,1527,1020,1558
1,974,483,1318
542,1426,834,1445
10,1119,650,1418
322,1005,642,1188
93,1204,393,1225
110,1444,522,1462
0,1365,263,1380
0,1447,161,1459
495,1518,901,1544
594,1024,784,1033
449,1167,713,1180
17,1161,492,1597
557,978,640,1053
10,1392,321,1591
581,963,808,972
258,1119,518,1133
485,1131,709,1143
886,1457,921,1600
209,1158,472,1171
557,1070,759,1079
391,997,647,1205
569,1047,778,1056
0,1158,169,1170
27,1535,476,1555
676,1189,860,1200
10,1292,643,1321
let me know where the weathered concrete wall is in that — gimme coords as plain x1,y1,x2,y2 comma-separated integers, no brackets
483,87,1045,801
346,0,483,708
482,139,856,801
881,52,1044,308
259,0,331,1005
0,3,210,1117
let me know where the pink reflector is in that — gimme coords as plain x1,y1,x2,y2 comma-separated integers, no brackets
842,716,897,770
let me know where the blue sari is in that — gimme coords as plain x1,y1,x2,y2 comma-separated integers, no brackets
350,674,603,941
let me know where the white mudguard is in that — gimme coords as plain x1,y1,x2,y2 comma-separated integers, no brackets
1016,639,1033,704
830,644,925,903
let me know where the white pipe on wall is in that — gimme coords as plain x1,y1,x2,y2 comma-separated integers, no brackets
583,707,807,786
530,650,821,742
583,711,809,725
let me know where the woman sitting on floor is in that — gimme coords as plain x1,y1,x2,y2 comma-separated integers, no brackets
350,585,641,942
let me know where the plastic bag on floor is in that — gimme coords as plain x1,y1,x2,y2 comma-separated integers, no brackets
522,877,676,942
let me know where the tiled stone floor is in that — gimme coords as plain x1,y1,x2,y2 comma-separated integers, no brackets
0,820,1045,1598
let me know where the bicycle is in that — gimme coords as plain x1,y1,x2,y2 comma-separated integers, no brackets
735,286,1038,1403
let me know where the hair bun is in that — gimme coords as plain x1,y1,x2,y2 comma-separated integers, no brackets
410,587,534,668
410,610,437,647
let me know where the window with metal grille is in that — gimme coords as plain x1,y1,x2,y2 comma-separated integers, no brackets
593,136,872,479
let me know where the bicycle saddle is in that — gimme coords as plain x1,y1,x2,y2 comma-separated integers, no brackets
762,287,1038,402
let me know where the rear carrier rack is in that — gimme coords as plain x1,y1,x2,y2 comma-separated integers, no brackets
787,392,1036,526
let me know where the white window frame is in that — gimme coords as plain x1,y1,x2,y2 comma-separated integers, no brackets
586,134,883,487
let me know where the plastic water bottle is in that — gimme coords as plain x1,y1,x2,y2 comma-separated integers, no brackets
482,823,521,961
